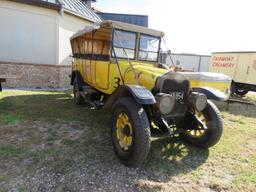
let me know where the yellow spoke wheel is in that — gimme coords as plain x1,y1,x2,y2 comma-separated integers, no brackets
180,100,223,148
116,113,133,151
186,112,207,138
111,98,151,167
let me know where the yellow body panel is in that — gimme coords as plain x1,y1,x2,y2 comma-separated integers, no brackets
95,61,109,89
190,80,230,93
73,59,110,90
73,58,231,95
73,59,167,94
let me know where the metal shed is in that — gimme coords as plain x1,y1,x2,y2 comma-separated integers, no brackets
164,53,211,72
97,12,148,27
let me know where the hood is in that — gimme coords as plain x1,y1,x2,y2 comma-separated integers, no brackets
122,63,168,90
177,72,232,83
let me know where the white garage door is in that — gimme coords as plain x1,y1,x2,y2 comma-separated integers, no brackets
0,4,57,65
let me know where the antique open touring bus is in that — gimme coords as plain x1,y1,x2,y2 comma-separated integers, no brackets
70,20,231,167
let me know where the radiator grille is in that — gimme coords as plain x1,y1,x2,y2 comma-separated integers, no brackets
160,79,190,117
161,79,190,102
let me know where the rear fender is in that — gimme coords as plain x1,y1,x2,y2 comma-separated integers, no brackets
104,85,156,109
193,87,228,101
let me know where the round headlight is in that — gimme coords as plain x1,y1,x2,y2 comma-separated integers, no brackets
188,93,207,112
195,94,207,112
156,94,176,115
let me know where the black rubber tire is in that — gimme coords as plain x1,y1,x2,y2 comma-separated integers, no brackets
180,100,223,148
235,88,249,97
111,97,151,167
73,79,84,105
230,82,236,95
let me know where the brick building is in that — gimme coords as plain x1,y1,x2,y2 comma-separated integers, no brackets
0,0,101,88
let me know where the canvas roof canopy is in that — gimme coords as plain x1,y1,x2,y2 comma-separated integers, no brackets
70,20,165,40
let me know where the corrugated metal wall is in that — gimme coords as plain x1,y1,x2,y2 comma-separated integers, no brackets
164,53,211,72
97,12,148,27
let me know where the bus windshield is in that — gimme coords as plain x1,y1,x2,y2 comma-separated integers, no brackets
138,35,160,62
112,30,160,61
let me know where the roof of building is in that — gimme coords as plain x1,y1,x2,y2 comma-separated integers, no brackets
59,0,101,21
8,0,102,22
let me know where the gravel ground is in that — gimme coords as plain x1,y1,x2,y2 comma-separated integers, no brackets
0,90,255,192
0,121,220,192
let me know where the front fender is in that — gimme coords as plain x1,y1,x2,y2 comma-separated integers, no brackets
103,85,156,109
125,85,156,104
193,87,228,101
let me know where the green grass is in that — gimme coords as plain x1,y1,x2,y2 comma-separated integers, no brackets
0,90,255,191
0,114,20,125
0,90,109,124
0,144,26,158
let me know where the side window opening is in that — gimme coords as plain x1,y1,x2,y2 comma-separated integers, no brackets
71,30,111,61
112,30,137,59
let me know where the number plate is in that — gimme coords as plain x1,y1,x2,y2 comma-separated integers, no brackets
169,91,184,100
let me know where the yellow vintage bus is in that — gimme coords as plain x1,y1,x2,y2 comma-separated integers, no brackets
70,20,231,167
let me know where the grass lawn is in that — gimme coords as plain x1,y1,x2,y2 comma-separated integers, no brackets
0,90,255,191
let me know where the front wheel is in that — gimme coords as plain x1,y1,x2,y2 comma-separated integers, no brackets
180,100,223,148
111,97,151,167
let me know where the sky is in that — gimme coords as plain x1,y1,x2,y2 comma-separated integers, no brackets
94,0,256,55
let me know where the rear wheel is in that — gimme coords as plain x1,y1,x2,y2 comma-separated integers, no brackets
231,82,249,96
73,79,84,105
180,100,223,148
230,82,236,95
111,97,151,167
235,88,249,96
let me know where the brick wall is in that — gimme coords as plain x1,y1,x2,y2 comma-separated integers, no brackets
0,62,72,89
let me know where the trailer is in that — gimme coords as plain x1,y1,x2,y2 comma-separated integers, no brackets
209,52,256,96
